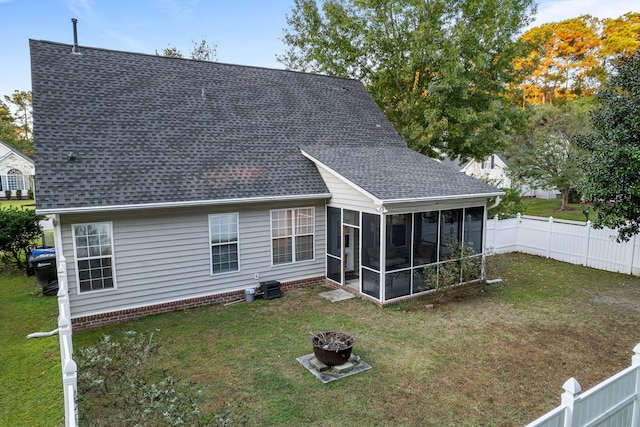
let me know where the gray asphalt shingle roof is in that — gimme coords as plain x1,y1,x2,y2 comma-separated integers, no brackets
302,145,500,202
30,40,498,212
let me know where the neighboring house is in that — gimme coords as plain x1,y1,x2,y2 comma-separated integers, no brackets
30,40,502,330
0,140,34,198
440,154,559,199
440,154,511,188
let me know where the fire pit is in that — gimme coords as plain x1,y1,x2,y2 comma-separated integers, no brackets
310,331,356,366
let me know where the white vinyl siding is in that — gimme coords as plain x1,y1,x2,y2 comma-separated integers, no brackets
271,207,315,265
59,201,326,320
315,166,378,213
72,222,116,293
209,213,239,274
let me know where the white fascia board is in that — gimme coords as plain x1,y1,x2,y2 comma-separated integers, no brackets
36,193,332,215
381,191,505,205
299,149,384,206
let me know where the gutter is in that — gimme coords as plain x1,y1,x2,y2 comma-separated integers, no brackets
36,193,332,215
379,191,505,205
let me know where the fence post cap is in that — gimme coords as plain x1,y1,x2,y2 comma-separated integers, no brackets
63,358,77,374
562,377,581,395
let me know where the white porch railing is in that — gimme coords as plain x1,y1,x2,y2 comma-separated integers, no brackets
485,214,640,276
525,343,640,427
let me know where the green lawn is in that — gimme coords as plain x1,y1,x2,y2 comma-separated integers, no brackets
0,199,36,209
522,197,594,222
3,254,640,426
0,270,62,426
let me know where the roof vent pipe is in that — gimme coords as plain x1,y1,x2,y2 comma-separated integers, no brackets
71,18,81,55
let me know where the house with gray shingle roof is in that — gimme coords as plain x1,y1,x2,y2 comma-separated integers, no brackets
30,39,502,329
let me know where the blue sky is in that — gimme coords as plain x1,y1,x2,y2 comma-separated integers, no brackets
0,0,637,100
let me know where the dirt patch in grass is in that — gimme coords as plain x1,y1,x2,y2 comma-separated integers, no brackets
591,286,640,313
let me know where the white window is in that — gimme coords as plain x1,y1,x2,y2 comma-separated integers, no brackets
73,222,115,293
481,155,495,170
271,208,314,265
6,169,25,191
209,213,239,274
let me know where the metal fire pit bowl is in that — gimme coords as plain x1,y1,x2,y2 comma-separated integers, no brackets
310,331,356,366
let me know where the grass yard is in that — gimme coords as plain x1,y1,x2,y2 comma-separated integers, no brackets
0,268,62,426
3,253,640,426
521,197,594,222
0,199,36,209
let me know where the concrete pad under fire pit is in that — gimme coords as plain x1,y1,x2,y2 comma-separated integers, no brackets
296,353,371,383
318,289,355,302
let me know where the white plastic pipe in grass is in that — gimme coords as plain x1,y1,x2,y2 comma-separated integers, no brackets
27,328,59,339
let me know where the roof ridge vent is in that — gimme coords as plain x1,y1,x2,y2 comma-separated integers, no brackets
71,18,81,55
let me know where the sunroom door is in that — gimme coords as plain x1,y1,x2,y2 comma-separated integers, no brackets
343,225,360,288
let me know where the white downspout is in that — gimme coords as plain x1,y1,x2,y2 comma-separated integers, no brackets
487,195,501,211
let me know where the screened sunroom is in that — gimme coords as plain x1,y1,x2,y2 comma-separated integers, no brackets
326,205,486,304
301,144,502,305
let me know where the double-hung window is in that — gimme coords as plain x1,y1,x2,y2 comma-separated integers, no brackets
73,222,115,293
209,213,239,274
271,207,314,265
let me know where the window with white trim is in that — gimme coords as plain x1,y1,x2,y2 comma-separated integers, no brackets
209,213,239,274
271,208,314,265
7,169,24,191
73,222,115,293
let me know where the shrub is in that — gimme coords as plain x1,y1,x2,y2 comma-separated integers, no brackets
0,206,44,268
27,188,34,199
15,189,22,200
4,189,11,200
423,239,482,302
76,330,246,426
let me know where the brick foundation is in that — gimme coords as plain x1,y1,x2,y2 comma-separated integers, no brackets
71,276,326,331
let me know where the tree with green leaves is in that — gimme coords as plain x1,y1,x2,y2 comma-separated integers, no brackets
485,178,526,219
0,96,33,158
279,0,536,160
507,100,594,210
578,51,640,241
3,90,32,141
0,207,44,268
156,38,217,61
0,99,18,144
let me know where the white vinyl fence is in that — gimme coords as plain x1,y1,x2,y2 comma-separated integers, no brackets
57,255,78,427
486,214,640,276
525,344,640,427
